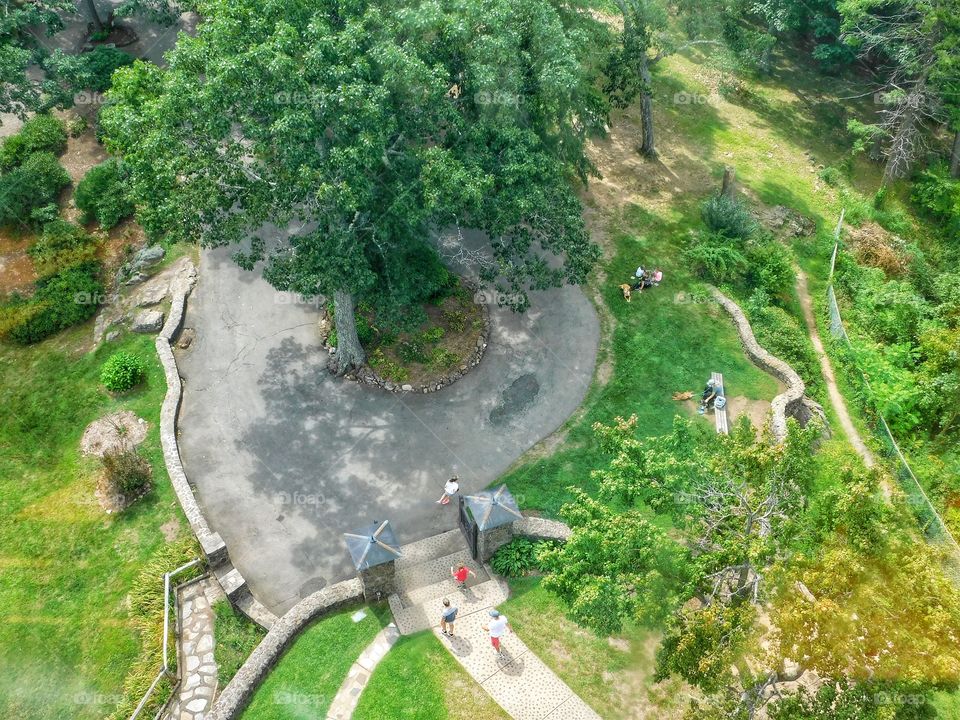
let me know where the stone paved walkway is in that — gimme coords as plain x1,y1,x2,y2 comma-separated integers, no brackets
165,578,221,720
326,624,401,720
433,612,599,720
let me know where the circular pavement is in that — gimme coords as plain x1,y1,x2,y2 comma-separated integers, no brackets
177,237,599,614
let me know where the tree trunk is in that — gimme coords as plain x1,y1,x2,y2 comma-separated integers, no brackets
881,75,927,186
84,0,105,31
721,166,736,199
758,25,775,76
332,289,365,375
951,129,960,179
639,58,657,158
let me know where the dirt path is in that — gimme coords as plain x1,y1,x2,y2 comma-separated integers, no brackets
794,268,876,469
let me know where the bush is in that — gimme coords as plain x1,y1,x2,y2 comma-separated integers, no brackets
745,237,795,296
100,351,147,391
29,220,97,276
748,294,822,397
490,538,555,577
701,194,758,239
3,262,103,344
101,447,152,496
912,164,960,234
442,309,467,333
43,46,135,97
369,348,409,382
685,230,749,286
0,152,71,227
429,347,459,370
818,166,843,186
397,338,429,364
74,158,135,229
0,115,67,171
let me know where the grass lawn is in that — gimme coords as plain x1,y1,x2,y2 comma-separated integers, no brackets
213,600,267,686
501,577,690,720
353,632,510,720
0,327,190,720
240,605,391,720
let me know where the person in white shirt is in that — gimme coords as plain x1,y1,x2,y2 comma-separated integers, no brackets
482,609,510,657
436,475,460,505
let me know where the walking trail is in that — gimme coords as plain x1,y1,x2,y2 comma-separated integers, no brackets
386,530,600,720
794,268,877,470
165,577,222,720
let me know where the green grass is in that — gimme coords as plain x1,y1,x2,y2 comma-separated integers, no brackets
240,605,391,720
353,632,510,720
0,327,188,720
500,577,690,719
498,205,780,516
213,600,267,686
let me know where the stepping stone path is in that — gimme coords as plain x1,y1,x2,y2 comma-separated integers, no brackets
165,579,221,720
326,623,401,719
387,530,600,720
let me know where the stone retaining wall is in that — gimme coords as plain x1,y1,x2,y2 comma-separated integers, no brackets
512,516,572,542
709,287,824,441
207,579,365,720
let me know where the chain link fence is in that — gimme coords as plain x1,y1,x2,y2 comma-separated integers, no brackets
825,210,960,578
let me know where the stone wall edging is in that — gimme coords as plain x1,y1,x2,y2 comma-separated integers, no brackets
708,286,810,442
207,579,365,720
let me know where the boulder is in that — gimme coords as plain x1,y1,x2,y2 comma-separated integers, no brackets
132,245,166,270
132,309,165,333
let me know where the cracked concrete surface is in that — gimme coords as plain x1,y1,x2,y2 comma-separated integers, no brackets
177,237,599,615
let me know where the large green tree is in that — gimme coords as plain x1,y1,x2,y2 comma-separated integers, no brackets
101,0,602,373
0,0,72,117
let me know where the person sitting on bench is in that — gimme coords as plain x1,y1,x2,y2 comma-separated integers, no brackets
699,378,718,413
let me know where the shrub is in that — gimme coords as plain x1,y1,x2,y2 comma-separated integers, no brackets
369,348,409,382
100,351,147,391
0,115,67,171
749,296,822,397
101,446,152,496
4,262,103,344
818,166,843,186
43,46,135,96
419,326,444,343
430,347,459,370
701,194,758,239
0,152,71,227
397,337,429,364
442,309,467,333
745,237,795,296
685,230,749,286
74,158,135,229
29,220,97,276
490,538,555,577
912,164,960,234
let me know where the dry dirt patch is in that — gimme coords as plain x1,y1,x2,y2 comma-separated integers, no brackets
80,410,148,457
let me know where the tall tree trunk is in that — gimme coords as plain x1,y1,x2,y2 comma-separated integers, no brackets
758,25,776,76
881,74,927,186
951,129,960,179
84,0,105,31
639,58,657,158
721,166,736,199
332,289,365,375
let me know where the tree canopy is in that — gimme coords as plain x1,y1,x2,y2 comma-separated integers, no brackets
101,0,604,372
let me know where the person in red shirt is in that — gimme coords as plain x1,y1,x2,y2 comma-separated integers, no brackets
451,563,475,589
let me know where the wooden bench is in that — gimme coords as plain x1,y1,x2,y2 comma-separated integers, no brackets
711,371,729,435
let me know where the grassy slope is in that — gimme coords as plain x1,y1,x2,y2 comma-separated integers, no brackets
240,605,391,720
353,632,510,720
213,600,267,687
501,577,690,720
0,327,188,720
